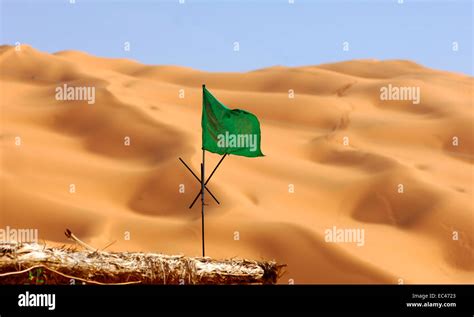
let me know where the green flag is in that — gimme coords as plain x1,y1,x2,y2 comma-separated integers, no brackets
202,85,264,158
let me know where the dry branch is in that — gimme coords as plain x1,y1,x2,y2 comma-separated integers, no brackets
0,242,285,285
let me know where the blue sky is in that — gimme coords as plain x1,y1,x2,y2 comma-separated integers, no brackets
1,0,472,74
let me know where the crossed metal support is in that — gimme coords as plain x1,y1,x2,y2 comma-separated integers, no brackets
178,154,227,209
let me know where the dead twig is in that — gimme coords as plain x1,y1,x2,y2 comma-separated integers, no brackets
64,229,96,252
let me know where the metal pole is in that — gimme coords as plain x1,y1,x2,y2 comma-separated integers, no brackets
201,84,206,257
201,150,205,257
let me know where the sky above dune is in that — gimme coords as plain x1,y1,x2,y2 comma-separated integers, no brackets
1,0,472,74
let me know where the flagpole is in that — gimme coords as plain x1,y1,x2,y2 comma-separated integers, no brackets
201,84,206,257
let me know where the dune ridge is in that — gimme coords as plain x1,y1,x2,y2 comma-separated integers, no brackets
1,45,473,283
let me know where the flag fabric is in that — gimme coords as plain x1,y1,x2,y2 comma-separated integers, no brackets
201,86,264,158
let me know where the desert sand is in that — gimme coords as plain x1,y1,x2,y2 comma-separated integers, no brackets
0,45,472,284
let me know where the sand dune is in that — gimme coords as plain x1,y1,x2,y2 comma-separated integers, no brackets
1,45,473,284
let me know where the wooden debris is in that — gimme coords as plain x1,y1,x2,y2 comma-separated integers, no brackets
0,242,285,285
